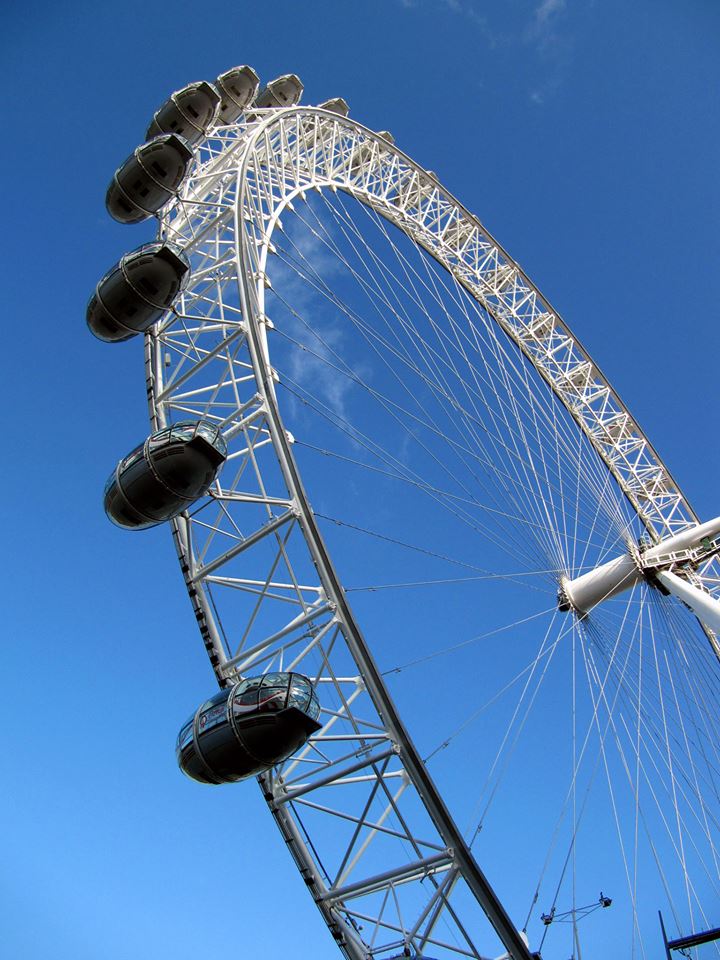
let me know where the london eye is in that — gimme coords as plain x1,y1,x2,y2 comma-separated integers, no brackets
88,66,720,960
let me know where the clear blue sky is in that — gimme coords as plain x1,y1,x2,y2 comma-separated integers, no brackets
1,1,718,958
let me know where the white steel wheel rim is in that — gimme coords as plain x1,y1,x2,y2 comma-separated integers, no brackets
148,108,720,960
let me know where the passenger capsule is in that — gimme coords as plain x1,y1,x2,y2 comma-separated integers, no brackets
87,242,190,342
176,673,322,784
105,134,193,224
254,73,303,109
317,97,350,117
146,81,221,145
104,420,227,530
216,65,259,124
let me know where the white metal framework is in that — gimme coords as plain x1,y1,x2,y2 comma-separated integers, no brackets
146,106,720,959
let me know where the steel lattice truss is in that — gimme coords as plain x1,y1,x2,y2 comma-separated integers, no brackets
145,108,719,960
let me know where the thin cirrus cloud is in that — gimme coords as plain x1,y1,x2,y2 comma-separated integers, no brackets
524,0,573,104
268,217,365,429
395,0,575,103
535,0,566,26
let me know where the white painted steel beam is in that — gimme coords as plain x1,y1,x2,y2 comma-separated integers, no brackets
561,515,720,617
655,570,720,634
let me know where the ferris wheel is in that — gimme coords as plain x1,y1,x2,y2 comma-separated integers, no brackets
89,65,720,960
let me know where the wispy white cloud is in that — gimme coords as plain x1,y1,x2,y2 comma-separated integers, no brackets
535,0,566,27
394,0,498,47
524,0,568,47
268,209,369,432
524,0,573,104
394,0,577,105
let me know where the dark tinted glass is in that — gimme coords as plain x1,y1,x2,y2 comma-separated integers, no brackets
149,442,217,499
165,423,195,443
216,101,242,125
96,267,158,332
200,689,231,712
199,700,228,732
257,687,287,712
148,83,219,143
176,719,194,752
288,676,311,712
108,137,191,223
118,455,183,523
306,687,321,722
231,677,263,714
137,139,191,191
150,101,203,145
261,673,288,687
105,179,150,224
116,157,174,213
255,75,302,109
175,84,218,128
86,293,135,343
104,479,156,529
123,247,187,308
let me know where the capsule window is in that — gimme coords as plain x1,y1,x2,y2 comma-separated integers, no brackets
150,448,216,498
199,701,227,731
118,444,146,476
288,678,311,712
146,429,169,450
136,277,160,298
233,691,258,712
115,295,140,318
262,673,286,686
170,422,197,442
258,687,286,712
231,677,263,713
200,689,231,711
194,421,226,452
130,253,155,268
104,486,150,528
177,719,194,751
120,458,173,518
131,178,150,197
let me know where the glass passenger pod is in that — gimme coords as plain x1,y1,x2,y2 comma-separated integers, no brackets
146,81,221,146
105,134,193,224
86,241,190,342
176,673,322,785
317,97,350,117
215,65,259,124
104,420,227,530
254,74,303,109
